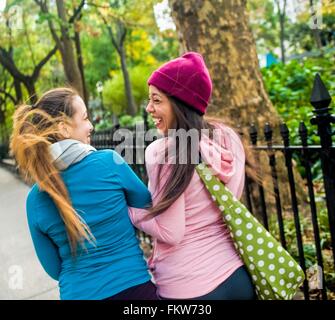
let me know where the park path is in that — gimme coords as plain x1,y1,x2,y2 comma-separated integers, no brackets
0,165,58,300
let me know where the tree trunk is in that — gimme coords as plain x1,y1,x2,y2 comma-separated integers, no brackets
276,0,287,64
13,79,23,103
120,45,137,116
169,0,281,131
279,14,286,64
106,19,137,116
56,0,84,98
23,80,37,104
309,0,323,50
74,22,89,105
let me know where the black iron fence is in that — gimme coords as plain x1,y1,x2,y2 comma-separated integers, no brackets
91,73,335,300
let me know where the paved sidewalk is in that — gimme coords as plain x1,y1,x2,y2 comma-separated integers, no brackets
0,166,59,300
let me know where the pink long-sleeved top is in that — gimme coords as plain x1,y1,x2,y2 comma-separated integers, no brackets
128,123,245,299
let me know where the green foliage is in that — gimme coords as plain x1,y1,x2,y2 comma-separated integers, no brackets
262,50,335,146
317,206,332,250
102,64,157,116
81,30,118,95
150,30,179,62
94,113,144,132
118,114,144,127
268,204,335,292
261,50,335,180
248,0,280,54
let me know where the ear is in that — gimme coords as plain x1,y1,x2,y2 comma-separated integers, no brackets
58,121,71,139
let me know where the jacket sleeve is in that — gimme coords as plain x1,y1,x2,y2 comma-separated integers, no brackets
102,150,152,209
26,195,61,281
128,140,186,246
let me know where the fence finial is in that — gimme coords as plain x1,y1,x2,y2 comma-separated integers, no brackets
310,73,332,110
249,123,258,145
264,123,273,143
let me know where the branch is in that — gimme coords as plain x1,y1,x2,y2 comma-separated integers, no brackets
69,0,86,24
34,0,63,53
283,0,287,18
31,45,58,81
0,42,57,88
95,7,121,52
0,48,26,83
117,20,127,45
22,11,37,67
107,25,121,53
0,88,16,104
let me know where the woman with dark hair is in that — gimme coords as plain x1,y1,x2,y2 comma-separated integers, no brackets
129,52,256,300
10,88,158,300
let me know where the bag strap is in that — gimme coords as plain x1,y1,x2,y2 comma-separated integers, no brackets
195,162,242,209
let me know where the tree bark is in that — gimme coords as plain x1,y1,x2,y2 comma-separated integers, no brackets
309,0,323,50
93,4,138,116
275,0,287,64
107,19,137,116
169,0,281,132
55,0,84,97
24,81,38,104
13,78,23,103
119,41,137,116
74,19,89,105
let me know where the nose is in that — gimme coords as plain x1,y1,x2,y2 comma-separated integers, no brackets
89,121,94,132
146,101,154,114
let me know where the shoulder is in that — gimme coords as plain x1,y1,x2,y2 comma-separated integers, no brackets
87,149,126,167
26,184,39,208
209,121,244,150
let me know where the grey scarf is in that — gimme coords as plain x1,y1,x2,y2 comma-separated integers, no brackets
49,139,96,171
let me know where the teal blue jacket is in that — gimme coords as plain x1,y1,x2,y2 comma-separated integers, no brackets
26,149,152,300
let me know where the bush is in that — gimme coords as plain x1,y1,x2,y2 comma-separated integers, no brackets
261,49,335,146
261,49,335,180
102,65,158,116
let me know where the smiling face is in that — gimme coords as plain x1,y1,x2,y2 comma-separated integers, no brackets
67,95,94,144
146,85,176,135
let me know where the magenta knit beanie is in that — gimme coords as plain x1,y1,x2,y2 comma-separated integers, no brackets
148,52,212,115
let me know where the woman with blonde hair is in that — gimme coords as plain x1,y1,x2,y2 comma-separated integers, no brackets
10,88,158,300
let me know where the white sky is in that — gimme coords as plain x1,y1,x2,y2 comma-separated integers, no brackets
0,0,6,12
153,0,175,31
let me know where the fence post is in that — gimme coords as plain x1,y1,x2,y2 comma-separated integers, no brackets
249,124,269,230
264,123,286,248
299,122,327,299
310,73,335,271
280,123,309,300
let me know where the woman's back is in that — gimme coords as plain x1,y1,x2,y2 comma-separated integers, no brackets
130,123,246,299
27,149,152,300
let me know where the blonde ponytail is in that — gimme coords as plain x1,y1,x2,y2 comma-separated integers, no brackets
10,90,95,256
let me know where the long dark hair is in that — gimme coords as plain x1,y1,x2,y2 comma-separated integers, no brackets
147,96,260,217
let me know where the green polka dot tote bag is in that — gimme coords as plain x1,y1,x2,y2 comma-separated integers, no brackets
196,162,305,300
